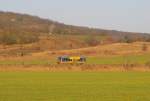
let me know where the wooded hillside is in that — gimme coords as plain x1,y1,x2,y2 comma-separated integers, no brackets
0,11,150,45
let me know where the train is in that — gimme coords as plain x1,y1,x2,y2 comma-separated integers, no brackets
57,56,86,64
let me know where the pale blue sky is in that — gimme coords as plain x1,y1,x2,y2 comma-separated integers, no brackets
0,0,150,33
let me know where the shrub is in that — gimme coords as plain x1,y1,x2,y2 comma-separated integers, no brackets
122,36,133,43
0,33,39,45
142,44,148,51
0,33,17,45
85,36,100,46
145,61,150,68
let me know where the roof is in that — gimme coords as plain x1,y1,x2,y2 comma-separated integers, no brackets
58,56,86,59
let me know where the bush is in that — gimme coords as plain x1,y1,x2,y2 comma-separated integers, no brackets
145,61,150,67
122,60,136,70
18,33,39,44
85,36,100,46
0,33,17,45
142,44,148,51
122,36,133,43
0,33,39,45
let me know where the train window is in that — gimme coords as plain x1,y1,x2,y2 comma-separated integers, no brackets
80,58,85,62
62,58,66,62
58,57,61,61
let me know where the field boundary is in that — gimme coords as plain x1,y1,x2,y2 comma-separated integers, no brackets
0,64,150,72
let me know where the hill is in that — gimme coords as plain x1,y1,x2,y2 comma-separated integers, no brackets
0,11,150,45
35,42,150,57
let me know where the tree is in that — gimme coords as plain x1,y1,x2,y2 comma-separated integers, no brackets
104,36,115,44
145,36,150,42
85,35,100,46
122,36,132,43
0,33,17,45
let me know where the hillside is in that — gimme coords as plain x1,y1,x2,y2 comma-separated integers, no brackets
34,42,150,57
1,11,150,57
0,11,150,45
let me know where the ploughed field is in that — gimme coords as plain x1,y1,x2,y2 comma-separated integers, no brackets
0,72,150,101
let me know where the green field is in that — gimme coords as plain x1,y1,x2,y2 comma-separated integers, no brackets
0,54,150,65
0,72,150,101
0,59,51,65
87,54,150,65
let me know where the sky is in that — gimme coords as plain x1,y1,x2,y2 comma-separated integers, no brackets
0,0,150,33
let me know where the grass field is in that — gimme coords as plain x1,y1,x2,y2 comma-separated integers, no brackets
0,72,150,101
0,54,150,65
87,54,150,65
0,59,51,65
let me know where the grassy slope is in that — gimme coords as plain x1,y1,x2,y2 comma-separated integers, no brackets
0,35,106,56
0,72,150,101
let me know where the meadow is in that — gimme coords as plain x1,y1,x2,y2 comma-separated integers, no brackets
87,54,150,65
0,53,150,65
0,72,150,101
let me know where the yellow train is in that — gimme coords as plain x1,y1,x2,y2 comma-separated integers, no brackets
57,56,86,64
